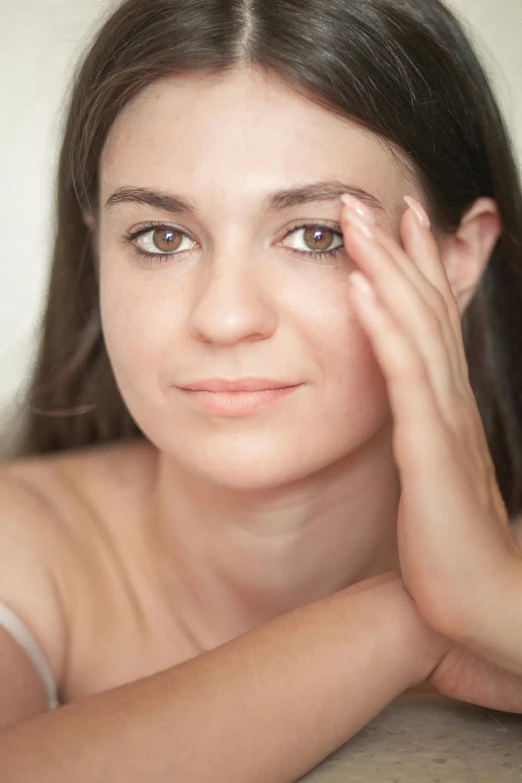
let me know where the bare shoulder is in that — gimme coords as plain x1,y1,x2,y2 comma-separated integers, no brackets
0,463,72,693
0,438,157,695
5,438,157,545
6,437,156,506
3,437,159,595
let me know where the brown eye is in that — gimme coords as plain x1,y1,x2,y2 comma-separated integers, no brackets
282,223,345,261
302,226,336,252
150,228,184,252
131,225,194,257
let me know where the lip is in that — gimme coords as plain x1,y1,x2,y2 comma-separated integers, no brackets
179,386,299,416
178,377,299,392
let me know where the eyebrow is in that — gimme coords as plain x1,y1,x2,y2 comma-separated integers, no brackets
104,181,385,215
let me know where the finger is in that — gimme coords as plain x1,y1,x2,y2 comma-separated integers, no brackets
399,204,470,386
376,207,468,393
342,215,459,412
346,271,447,455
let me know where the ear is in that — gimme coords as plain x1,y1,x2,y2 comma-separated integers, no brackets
438,197,502,315
82,210,100,284
82,210,96,231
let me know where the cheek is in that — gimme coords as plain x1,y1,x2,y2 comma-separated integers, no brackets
306,275,388,400
99,269,174,403
301,278,391,450
331,322,390,428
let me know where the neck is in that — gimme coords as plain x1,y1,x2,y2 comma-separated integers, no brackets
142,421,401,652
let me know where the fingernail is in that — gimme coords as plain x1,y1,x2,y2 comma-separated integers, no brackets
404,196,430,229
341,194,376,224
344,211,376,239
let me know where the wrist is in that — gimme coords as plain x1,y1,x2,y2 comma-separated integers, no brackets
342,571,451,688
393,585,453,687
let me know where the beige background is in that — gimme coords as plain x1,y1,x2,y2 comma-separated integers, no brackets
0,0,521,434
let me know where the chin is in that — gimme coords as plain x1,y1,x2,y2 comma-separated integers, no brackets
148,430,341,491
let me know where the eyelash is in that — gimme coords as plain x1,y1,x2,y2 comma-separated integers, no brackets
121,220,346,265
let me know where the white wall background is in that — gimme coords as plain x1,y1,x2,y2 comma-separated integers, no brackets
1,0,521,446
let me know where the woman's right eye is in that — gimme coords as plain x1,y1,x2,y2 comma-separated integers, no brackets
134,226,195,255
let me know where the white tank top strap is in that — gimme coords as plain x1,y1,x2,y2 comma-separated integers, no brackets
0,601,59,710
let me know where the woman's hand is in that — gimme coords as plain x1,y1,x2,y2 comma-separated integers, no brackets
348,571,522,714
339,193,522,658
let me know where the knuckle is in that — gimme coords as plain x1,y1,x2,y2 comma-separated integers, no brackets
446,293,461,320
422,307,444,338
393,345,425,378
427,286,446,312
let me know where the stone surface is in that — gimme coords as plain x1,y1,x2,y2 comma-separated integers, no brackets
299,693,522,781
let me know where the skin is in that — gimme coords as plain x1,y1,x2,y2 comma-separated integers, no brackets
85,66,501,654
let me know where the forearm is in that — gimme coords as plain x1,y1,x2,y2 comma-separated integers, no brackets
0,572,446,783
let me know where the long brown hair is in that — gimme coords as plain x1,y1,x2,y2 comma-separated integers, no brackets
4,0,522,519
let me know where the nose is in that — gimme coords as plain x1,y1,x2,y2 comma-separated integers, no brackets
188,249,278,346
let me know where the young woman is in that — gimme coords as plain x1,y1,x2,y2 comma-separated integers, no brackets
1,0,522,779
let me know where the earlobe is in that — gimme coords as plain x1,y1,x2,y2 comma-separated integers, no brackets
83,210,96,231
439,198,502,315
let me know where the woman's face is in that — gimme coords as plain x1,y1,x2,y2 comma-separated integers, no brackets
97,68,423,488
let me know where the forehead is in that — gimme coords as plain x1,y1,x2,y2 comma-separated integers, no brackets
100,68,409,211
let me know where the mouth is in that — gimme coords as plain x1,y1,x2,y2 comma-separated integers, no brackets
178,377,300,393
178,385,301,416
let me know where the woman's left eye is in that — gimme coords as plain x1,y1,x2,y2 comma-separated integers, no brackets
122,221,346,264
282,223,346,260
